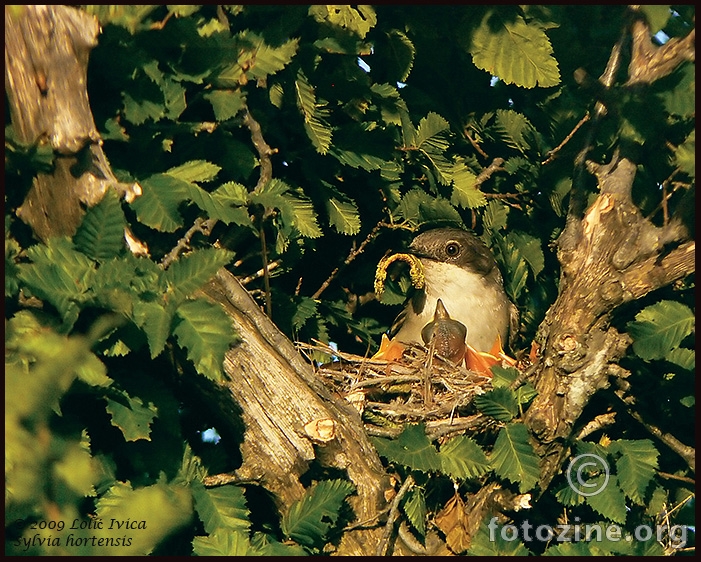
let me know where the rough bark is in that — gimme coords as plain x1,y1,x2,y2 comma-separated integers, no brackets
199,270,389,555
524,153,694,491
5,5,139,242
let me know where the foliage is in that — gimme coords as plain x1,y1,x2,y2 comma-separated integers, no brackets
4,4,694,556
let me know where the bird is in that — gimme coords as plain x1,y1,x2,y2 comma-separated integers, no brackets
420,298,467,364
390,227,518,355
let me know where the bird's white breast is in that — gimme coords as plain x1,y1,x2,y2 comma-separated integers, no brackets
394,259,510,352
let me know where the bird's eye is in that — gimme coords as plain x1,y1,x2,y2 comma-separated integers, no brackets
445,241,460,257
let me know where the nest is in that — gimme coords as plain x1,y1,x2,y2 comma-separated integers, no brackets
297,341,507,441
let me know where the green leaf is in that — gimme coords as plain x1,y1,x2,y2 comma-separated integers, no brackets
173,297,235,382
326,198,361,235
204,90,247,121
639,5,671,33
105,392,158,442
295,70,333,154
611,439,658,505
666,347,695,371
166,160,221,183
393,189,463,228
73,189,126,261
282,479,355,549
403,487,426,537
543,542,595,556
130,174,189,232
414,112,450,149
82,5,159,34
132,300,173,359
384,29,415,82
483,199,510,231
371,423,441,472
308,5,377,38
95,481,192,555
17,237,95,328
193,529,254,556
493,109,537,154
468,518,531,555
507,231,544,278
469,11,560,88
283,194,323,238
673,129,694,177
627,300,695,360
240,34,299,81
451,158,486,208
163,247,233,302
493,232,529,301
474,387,518,421
584,475,627,523
192,481,251,534
657,64,694,118
330,148,386,171
490,423,540,493
439,435,491,480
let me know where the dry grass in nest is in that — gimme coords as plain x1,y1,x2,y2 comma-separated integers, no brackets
297,341,505,441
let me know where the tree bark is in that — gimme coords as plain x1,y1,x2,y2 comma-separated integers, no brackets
199,270,389,555
5,5,139,242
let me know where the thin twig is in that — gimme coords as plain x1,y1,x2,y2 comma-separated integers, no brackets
239,259,282,286
161,217,216,268
375,474,415,556
311,221,388,300
474,157,505,189
541,113,591,166
464,128,489,159
656,471,695,486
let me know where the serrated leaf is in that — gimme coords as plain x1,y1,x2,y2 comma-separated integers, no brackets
95,481,192,555
611,439,658,505
283,194,323,238
163,247,234,302
17,237,95,328
204,90,246,121
295,70,333,154
242,35,299,81
543,542,595,556
474,387,518,421
666,347,694,371
52,440,98,497
490,423,540,493
105,392,158,442
122,92,164,125
330,148,385,171
371,423,441,472
483,199,510,231
657,64,694,118
282,479,355,549
470,11,560,88
468,519,531,555
493,232,529,300
132,300,173,358
192,481,250,534
451,158,486,208
326,198,361,235
384,29,415,82
403,487,426,537
584,475,627,523
173,298,235,381
193,530,254,556
414,112,450,149
73,189,126,260
627,300,695,360
439,435,491,480
393,189,463,228
673,129,694,177
508,231,544,278
75,350,113,387
166,160,221,183
308,5,377,38
493,109,537,154
130,174,189,232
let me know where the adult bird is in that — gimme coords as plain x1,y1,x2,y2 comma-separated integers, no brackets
390,227,518,355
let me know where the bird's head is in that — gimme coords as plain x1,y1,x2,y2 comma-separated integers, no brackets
408,228,497,277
